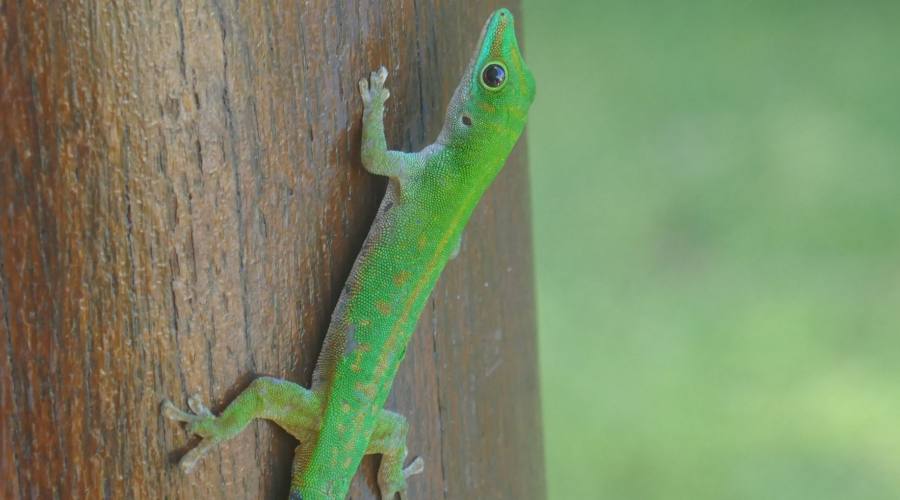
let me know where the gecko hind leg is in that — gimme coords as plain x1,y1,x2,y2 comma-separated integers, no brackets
163,376,321,473
367,409,424,500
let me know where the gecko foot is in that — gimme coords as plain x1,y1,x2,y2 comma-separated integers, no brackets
379,456,424,500
161,395,224,473
359,66,390,107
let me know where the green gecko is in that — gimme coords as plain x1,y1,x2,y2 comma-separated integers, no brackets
162,8,535,499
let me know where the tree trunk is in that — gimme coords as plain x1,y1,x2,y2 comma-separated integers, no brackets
0,1,544,498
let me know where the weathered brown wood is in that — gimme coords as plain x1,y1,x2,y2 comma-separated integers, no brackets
0,1,543,498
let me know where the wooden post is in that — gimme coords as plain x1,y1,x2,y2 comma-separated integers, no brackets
0,1,544,498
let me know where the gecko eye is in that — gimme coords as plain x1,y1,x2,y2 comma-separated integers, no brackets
480,63,507,90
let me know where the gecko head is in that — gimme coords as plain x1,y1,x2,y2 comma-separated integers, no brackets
440,9,536,156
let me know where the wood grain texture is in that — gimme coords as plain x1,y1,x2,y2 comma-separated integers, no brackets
0,1,544,498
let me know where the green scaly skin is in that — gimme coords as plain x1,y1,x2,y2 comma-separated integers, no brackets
162,8,535,499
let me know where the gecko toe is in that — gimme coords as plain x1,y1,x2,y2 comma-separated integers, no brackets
372,66,388,87
179,448,202,473
162,399,198,423
187,394,212,416
178,436,220,473
403,456,424,478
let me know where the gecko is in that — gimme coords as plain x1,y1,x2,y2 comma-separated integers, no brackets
162,8,535,499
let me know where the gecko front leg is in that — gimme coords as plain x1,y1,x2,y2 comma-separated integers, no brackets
359,66,411,180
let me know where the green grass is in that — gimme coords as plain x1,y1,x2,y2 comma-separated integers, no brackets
521,1,900,498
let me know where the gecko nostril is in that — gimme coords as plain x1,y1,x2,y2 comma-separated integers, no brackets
461,115,473,127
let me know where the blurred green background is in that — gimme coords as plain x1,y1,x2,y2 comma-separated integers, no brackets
521,1,900,498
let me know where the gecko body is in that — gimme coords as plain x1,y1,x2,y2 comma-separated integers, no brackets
163,9,535,499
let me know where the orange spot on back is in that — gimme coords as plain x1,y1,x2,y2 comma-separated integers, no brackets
376,300,392,315
393,270,412,286
376,356,391,377
355,381,377,398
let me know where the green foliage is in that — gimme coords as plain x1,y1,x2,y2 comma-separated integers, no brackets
523,1,900,498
